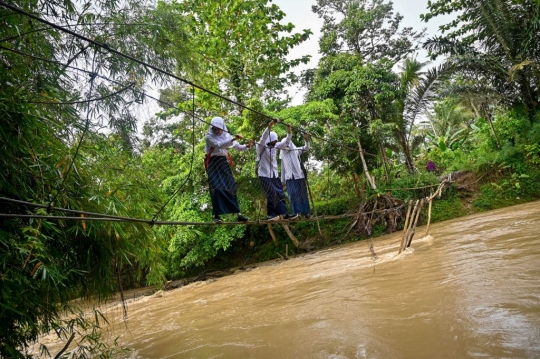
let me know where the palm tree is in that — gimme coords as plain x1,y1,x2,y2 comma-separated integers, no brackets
392,57,455,173
423,0,540,113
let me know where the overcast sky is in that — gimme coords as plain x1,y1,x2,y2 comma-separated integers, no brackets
271,0,455,104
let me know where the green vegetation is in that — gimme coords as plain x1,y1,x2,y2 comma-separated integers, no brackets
1,0,540,357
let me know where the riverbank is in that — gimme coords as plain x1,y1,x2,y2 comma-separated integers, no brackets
175,170,539,281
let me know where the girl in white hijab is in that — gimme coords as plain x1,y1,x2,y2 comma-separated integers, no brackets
256,119,297,221
205,117,253,223
280,131,311,218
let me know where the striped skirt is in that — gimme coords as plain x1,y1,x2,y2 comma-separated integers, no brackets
258,176,287,217
286,177,310,215
207,156,240,216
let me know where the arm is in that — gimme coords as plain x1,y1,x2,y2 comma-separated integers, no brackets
207,133,245,150
275,124,292,149
299,132,310,153
257,127,270,156
232,140,252,152
257,119,278,156
206,133,234,149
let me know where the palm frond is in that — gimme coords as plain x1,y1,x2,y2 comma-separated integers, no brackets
448,54,507,79
399,57,429,90
477,0,514,59
439,82,502,103
423,36,474,57
404,61,455,133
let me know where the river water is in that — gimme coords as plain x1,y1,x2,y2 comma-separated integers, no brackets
40,201,540,358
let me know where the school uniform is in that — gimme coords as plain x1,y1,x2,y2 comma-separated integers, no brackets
205,117,250,216
280,140,311,216
256,127,291,217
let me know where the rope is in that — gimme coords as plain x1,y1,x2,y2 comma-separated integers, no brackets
0,196,151,222
0,204,407,226
0,45,318,154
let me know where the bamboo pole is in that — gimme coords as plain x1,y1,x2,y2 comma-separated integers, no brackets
406,198,425,248
401,199,420,253
306,179,323,237
281,223,300,248
304,165,323,238
267,224,278,246
402,200,413,236
398,200,414,254
425,197,433,236
403,199,420,252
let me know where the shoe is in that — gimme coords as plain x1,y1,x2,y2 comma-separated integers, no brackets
284,213,299,220
266,215,280,222
237,214,249,222
304,214,312,219
213,216,223,224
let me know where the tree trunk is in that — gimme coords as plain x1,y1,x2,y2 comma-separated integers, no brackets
379,144,391,182
356,137,377,190
398,132,415,174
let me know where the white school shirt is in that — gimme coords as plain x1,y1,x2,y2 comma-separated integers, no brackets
256,127,291,178
205,133,250,156
280,140,310,182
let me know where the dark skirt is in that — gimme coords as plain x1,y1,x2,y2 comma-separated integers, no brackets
207,156,240,216
286,178,310,215
258,176,288,217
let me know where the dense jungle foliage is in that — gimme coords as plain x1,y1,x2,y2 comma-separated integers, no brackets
1,0,539,357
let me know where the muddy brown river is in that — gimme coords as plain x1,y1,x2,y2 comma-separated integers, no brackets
36,201,540,358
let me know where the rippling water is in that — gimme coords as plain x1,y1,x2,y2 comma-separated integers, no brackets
37,201,540,358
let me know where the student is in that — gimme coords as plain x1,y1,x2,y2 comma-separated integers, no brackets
280,131,311,218
205,117,252,224
256,119,298,221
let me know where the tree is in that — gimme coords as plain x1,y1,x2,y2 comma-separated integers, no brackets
395,58,455,172
313,0,426,65
422,0,540,112
156,0,312,111
306,53,400,189
0,0,178,355
302,0,429,181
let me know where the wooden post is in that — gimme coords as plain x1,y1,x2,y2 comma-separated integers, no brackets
406,199,425,248
286,244,289,258
398,200,415,254
425,197,433,236
281,223,300,248
267,224,278,246
402,200,413,235
403,199,420,252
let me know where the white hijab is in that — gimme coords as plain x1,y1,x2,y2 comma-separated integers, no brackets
205,117,233,153
268,131,278,144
